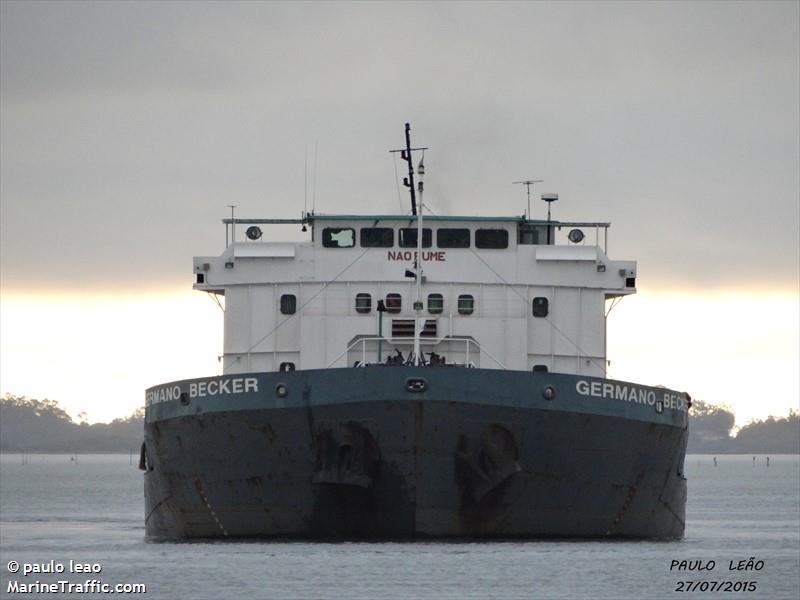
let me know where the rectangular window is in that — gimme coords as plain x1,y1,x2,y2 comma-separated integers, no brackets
437,228,470,248
518,225,540,245
385,293,402,314
458,294,474,315
355,293,372,314
280,294,297,315
532,297,548,317
322,228,355,248
360,227,394,247
399,228,432,248
475,229,509,249
427,293,444,314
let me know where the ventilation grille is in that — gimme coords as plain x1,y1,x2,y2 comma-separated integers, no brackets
391,319,437,338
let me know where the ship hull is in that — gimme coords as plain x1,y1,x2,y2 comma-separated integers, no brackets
144,368,688,539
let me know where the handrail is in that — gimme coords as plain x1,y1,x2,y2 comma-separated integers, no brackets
552,222,610,253
325,335,507,370
553,221,611,228
223,218,307,224
221,217,612,252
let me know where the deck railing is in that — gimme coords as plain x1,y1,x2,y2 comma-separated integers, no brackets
326,335,507,370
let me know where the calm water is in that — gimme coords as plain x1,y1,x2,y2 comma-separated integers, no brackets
1,454,798,599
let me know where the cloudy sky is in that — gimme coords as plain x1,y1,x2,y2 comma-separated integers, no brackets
1,1,798,424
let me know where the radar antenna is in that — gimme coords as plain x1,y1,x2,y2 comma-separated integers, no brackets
513,179,543,219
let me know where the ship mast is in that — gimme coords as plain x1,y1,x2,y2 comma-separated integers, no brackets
414,151,425,366
390,123,429,366
405,124,418,216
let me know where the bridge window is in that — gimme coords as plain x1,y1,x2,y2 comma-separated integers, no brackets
427,293,444,314
399,228,432,248
280,294,297,315
437,228,470,248
360,227,394,247
458,294,474,315
518,225,540,245
385,293,402,314
322,228,355,248
355,293,372,314
475,229,509,249
532,297,549,317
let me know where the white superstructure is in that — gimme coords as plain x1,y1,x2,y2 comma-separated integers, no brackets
193,213,636,377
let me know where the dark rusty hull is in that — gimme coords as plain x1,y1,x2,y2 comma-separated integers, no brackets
144,368,688,539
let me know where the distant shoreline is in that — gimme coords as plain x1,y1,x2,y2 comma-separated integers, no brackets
2,451,798,456
1,451,137,455
3,395,798,454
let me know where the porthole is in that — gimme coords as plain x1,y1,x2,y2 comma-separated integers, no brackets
355,293,372,314
280,294,297,315
427,293,444,314
457,294,474,315
532,297,549,317
385,293,402,314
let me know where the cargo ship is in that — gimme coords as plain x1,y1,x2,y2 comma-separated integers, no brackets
143,124,689,539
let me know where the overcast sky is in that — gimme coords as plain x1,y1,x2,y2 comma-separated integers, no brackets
1,2,798,424
2,1,798,294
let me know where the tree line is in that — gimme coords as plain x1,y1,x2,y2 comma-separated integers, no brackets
0,393,797,453
687,400,798,453
0,395,144,453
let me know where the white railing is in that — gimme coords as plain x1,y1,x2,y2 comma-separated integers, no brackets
326,335,507,370
553,221,610,253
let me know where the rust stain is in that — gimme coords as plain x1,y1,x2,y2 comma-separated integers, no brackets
607,485,638,534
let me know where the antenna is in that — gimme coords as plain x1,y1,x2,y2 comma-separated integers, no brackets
303,144,308,217
227,204,236,246
312,141,318,213
390,123,428,215
513,179,543,219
